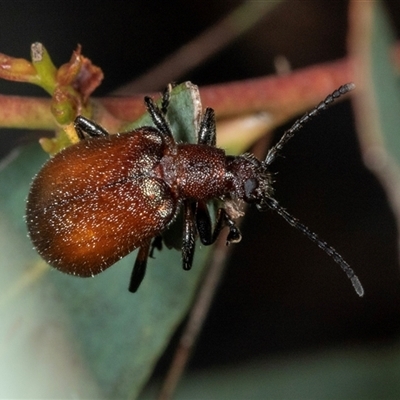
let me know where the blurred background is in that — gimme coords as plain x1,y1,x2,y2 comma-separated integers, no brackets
1,1,400,398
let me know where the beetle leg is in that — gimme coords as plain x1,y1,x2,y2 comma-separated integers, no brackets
182,200,196,271
196,202,242,246
149,235,163,258
224,212,242,244
74,116,109,140
128,240,151,293
144,97,175,148
198,108,216,146
161,83,176,115
195,201,217,245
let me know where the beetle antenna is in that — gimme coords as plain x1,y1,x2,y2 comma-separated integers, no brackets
264,83,355,166
262,196,364,297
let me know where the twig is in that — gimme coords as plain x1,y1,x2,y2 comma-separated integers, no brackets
157,234,233,400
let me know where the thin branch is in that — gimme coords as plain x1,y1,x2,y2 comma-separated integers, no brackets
1,41,400,134
99,58,354,123
157,235,233,400
0,95,55,129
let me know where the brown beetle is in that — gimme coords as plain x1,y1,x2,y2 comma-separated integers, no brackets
26,84,364,295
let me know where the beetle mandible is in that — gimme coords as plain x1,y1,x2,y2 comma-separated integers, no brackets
26,83,364,295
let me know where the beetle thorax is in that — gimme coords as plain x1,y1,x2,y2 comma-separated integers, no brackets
160,143,228,201
159,145,273,205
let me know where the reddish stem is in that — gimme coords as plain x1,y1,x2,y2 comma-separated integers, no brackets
0,95,55,129
99,58,354,124
1,41,400,132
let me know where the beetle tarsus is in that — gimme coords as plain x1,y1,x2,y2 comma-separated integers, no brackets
182,200,196,271
129,242,151,293
74,116,110,140
149,236,163,258
161,83,176,115
198,108,217,146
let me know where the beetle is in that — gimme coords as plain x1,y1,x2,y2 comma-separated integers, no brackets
26,83,364,296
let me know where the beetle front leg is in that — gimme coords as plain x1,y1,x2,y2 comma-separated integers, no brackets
149,235,163,258
196,202,242,246
161,83,176,115
198,108,216,146
74,116,110,140
182,200,196,271
129,240,151,293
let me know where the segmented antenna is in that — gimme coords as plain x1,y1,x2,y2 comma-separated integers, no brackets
260,83,364,296
264,83,355,166
264,197,364,296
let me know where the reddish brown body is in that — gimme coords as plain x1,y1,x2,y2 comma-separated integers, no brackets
26,125,234,278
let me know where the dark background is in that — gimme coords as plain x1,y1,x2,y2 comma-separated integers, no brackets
1,0,400,388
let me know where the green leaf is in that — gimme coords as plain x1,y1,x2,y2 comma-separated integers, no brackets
351,1,400,199
368,2,400,162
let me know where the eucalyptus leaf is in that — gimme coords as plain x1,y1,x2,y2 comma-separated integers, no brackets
368,2,400,163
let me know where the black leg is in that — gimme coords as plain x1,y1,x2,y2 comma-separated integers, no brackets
196,202,242,246
129,241,151,293
144,97,175,147
198,108,216,146
161,83,176,115
182,200,196,271
149,236,163,258
195,201,219,245
74,116,109,140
